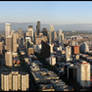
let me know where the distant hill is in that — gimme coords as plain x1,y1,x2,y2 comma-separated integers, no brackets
0,22,92,32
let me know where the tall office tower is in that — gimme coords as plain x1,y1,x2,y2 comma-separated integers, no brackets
6,35,13,51
1,72,12,91
49,25,54,44
49,43,54,54
17,74,21,90
5,23,11,37
18,38,24,48
11,71,21,91
57,29,64,43
5,52,12,67
77,61,91,87
80,42,89,53
13,32,18,53
26,25,34,41
1,71,29,91
53,31,57,41
0,42,3,55
36,21,40,36
67,64,77,82
50,25,54,32
40,41,50,59
1,72,10,91
8,73,12,90
65,46,72,61
12,74,18,91
42,28,48,36
18,28,23,38
21,73,29,91
72,45,80,55
71,40,76,46
50,25,55,42
25,37,32,48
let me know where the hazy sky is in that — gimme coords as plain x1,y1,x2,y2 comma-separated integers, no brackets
0,1,92,24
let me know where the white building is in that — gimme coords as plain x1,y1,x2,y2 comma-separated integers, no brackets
5,23,12,37
77,61,91,87
57,29,64,43
65,46,72,61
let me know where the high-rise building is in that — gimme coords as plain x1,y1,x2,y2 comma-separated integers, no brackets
40,41,50,59
5,23,11,38
13,32,18,53
1,71,29,91
1,72,10,91
53,31,57,41
6,35,13,52
25,37,32,48
49,25,54,44
5,51,12,67
42,28,48,36
17,74,21,90
36,21,40,36
57,29,64,43
67,64,77,82
72,45,80,55
26,25,34,41
8,73,12,90
12,74,18,91
49,43,54,54
21,73,29,91
71,40,78,46
0,42,3,55
50,25,54,32
80,42,89,53
77,61,91,87
65,46,72,61
18,28,23,38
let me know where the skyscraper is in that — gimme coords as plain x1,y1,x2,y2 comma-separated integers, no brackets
53,31,57,41
5,23,13,52
36,21,40,36
49,25,54,44
65,46,72,61
5,23,11,38
1,71,29,91
57,29,64,43
80,42,89,53
0,42,3,55
77,61,91,87
26,25,34,41
13,32,18,53
5,51,13,67
25,37,31,48
6,35,13,52
49,43,54,54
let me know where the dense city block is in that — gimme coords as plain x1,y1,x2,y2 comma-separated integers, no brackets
0,21,92,91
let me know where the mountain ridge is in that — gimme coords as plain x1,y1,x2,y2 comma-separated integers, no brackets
0,22,92,32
